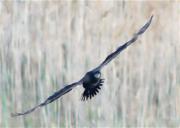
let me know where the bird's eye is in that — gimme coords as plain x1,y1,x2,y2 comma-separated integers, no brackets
94,73,100,78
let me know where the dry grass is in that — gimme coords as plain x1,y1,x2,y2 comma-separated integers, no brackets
0,1,180,127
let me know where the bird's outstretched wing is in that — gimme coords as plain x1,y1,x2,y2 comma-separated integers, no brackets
94,15,153,71
11,81,82,117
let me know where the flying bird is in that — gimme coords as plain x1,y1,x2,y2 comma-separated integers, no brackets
12,15,153,117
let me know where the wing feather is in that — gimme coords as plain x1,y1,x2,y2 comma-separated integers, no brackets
11,81,81,117
94,15,153,71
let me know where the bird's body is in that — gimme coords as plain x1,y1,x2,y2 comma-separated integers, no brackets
82,71,104,100
12,16,153,117
82,71,101,87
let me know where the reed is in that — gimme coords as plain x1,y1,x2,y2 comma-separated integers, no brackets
0,1,179,127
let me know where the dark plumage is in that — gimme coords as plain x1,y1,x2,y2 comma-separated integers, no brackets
12,16,153,117
82,71,104,100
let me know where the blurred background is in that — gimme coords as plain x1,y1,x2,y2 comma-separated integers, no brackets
0,0,179,127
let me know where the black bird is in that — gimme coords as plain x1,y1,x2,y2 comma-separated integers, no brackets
12,16,153,116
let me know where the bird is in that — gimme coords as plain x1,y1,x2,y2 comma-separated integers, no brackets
12,15,153,117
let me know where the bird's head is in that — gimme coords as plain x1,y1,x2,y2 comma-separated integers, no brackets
94,71,101,79
93,71,101,80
